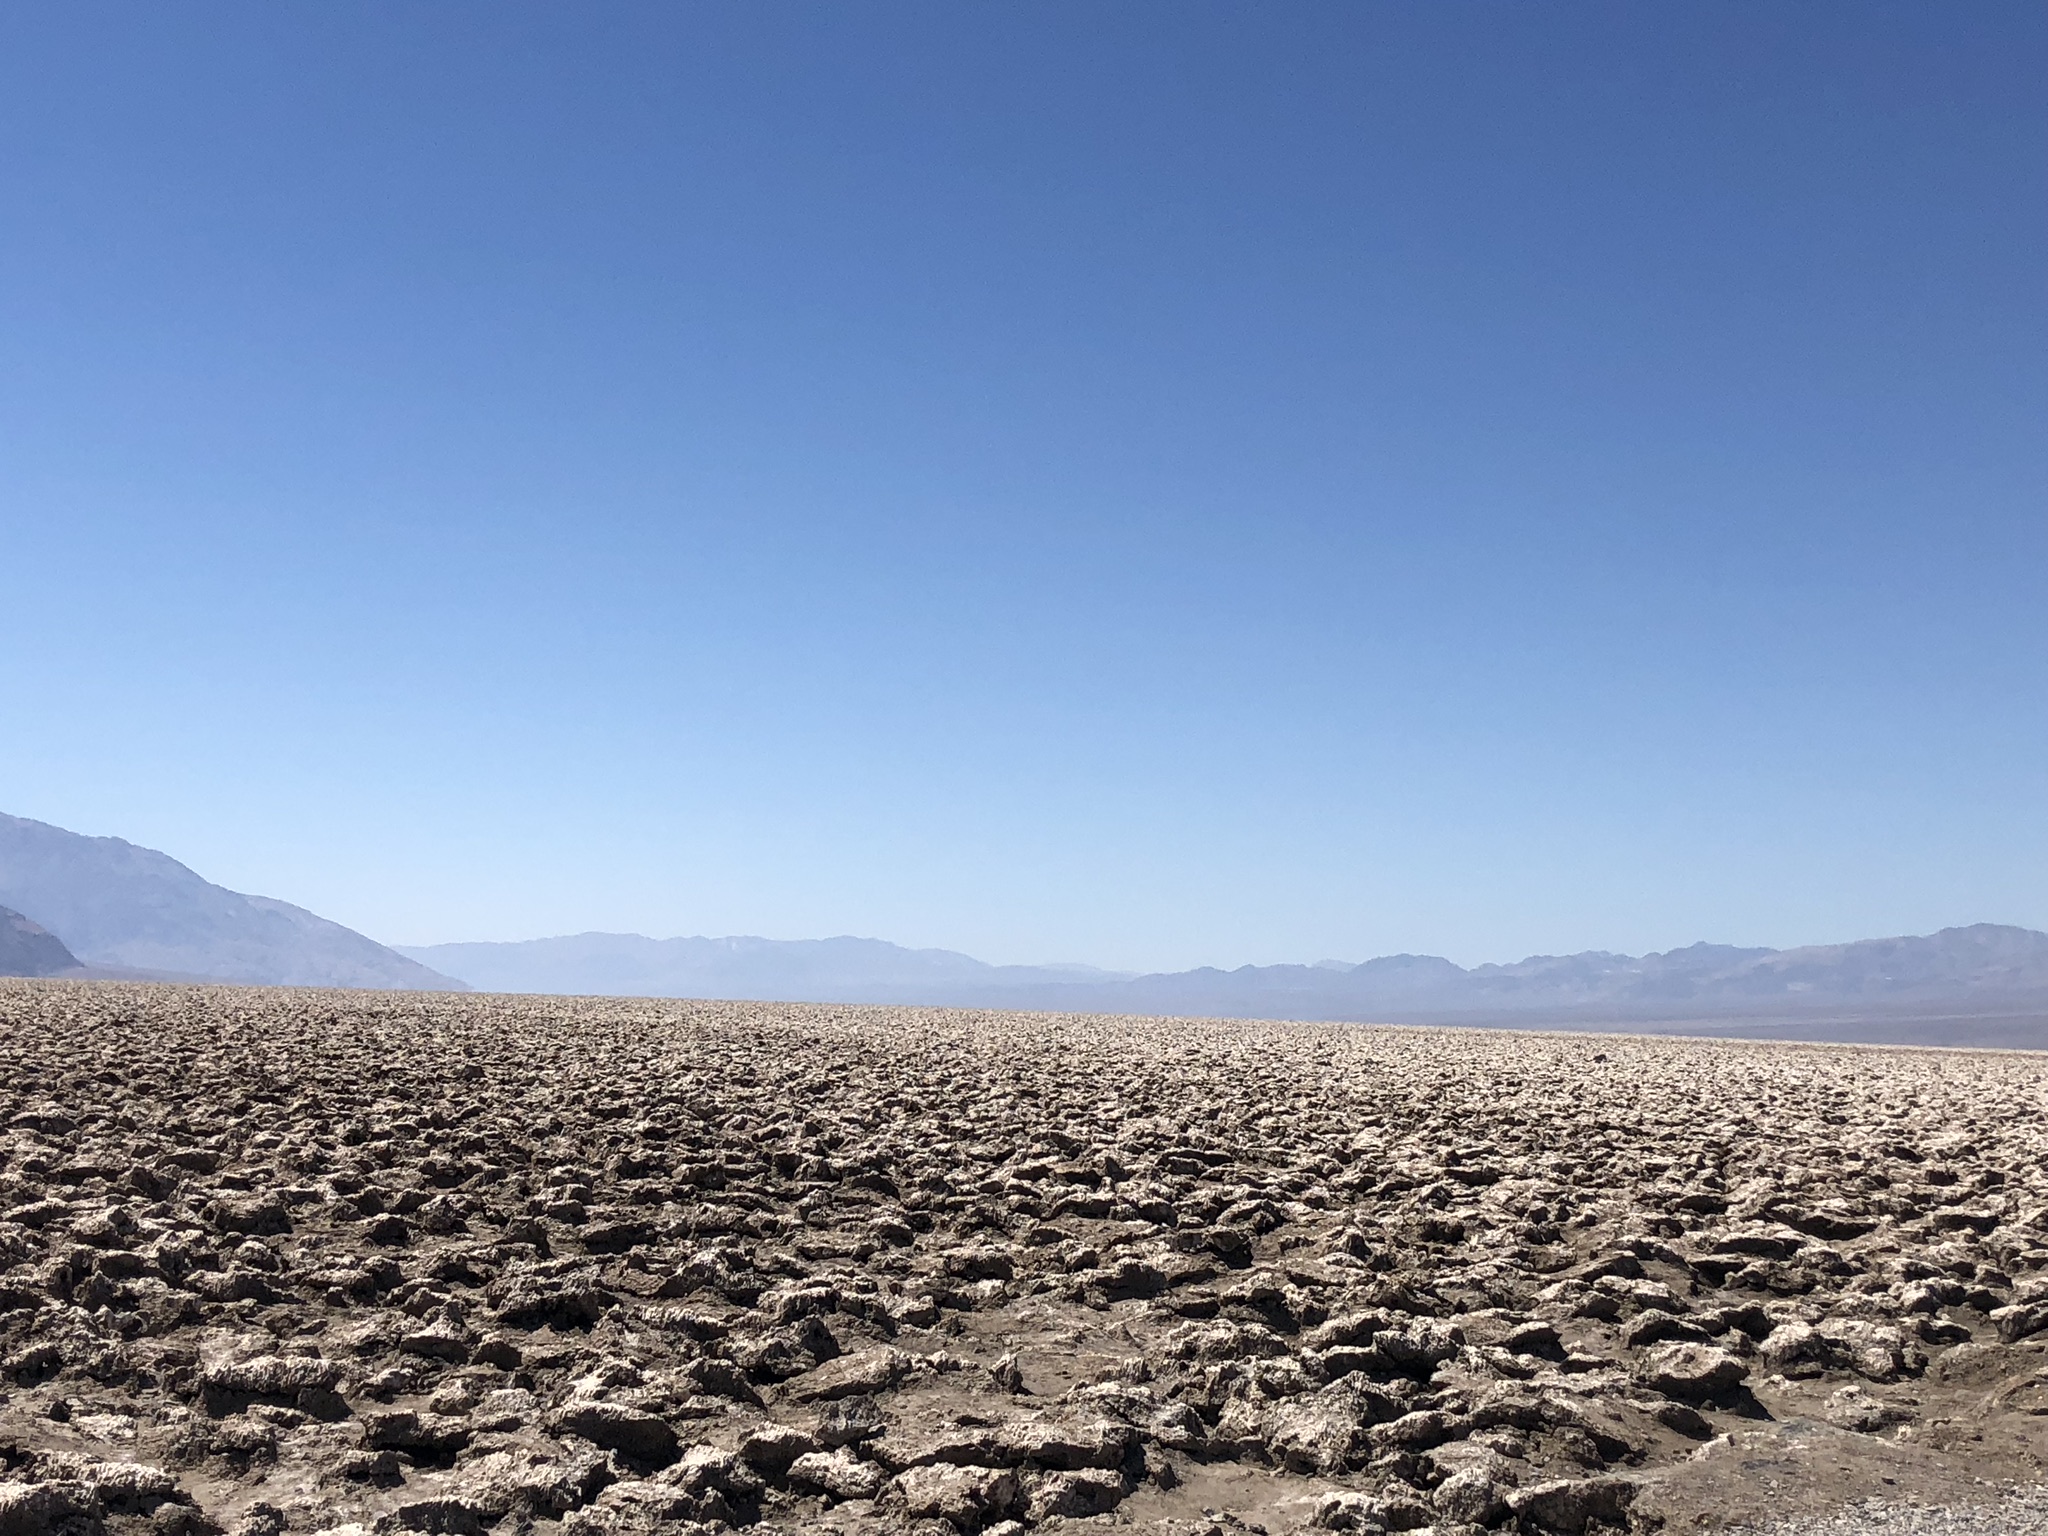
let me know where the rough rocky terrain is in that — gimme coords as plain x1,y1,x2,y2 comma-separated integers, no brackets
0,982,2044,1536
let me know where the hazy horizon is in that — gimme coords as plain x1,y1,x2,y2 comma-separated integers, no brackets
33,804,2048,977
392,922,2035,978
2,3,2042,972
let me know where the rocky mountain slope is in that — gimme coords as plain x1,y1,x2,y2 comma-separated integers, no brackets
0,903,80,977
0,812,464,990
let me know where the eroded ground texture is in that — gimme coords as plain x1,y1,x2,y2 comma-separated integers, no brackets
1,983,2045,1536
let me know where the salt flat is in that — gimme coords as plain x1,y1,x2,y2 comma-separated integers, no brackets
0,982,2043,1534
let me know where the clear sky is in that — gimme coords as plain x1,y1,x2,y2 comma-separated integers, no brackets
2,2,2043,971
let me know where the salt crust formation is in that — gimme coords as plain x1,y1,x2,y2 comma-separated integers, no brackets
0,982,2043,1535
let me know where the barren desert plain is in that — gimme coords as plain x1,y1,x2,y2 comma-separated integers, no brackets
1,981,2045,1536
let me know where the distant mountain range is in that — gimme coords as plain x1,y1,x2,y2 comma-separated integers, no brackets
400,922,2048,1024
395,932,1129,1003
6,809,2046,1041
0,813,463,990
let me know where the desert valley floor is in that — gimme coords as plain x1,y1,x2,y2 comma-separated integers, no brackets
0,983,2044,1535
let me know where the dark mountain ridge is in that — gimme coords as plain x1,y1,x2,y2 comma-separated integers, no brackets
0,905,81,978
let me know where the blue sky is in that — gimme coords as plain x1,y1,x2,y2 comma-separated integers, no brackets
2,2,2043,970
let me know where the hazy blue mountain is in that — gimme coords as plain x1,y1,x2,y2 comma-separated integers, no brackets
405,923,2048,1022
0,905,80,977
1448,928,2048,1010
1048,925,2048,1021
395,931,1127,1003
0,813,465,990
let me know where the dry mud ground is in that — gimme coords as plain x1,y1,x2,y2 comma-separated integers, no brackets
0,983,2045,1536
